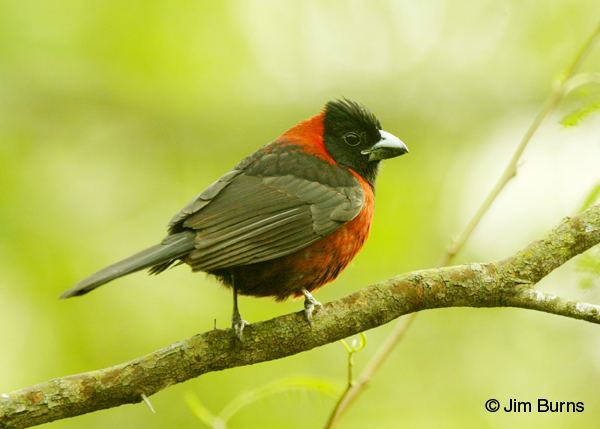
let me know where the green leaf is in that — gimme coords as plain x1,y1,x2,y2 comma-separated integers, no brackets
185,376,338,427
579,183,600,212
563,72,600,96
184,393,223,429
561,100,600,127
218,376,338,422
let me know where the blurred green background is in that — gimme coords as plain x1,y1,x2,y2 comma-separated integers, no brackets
1,1,599,428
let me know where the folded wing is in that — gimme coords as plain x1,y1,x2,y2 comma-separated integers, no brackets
168,145,365,271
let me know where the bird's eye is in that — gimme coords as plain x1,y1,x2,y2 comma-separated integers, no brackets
343,132,361,147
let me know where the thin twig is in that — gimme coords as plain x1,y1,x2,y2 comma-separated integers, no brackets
140,394,155,414
324,314,416,429
441,20,600,266
322,21,600,429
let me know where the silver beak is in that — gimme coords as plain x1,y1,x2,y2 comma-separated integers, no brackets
362,130,408,161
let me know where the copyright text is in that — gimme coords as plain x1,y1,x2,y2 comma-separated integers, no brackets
485,398,584,413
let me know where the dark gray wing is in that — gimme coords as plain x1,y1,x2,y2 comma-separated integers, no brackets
167,144,365,271
168,169,243,231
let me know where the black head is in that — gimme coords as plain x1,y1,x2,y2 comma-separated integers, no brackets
323,99,408,186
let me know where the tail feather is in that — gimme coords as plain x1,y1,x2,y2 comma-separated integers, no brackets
60,231,195,299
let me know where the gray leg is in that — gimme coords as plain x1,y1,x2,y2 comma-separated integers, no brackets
231,283,248,341
302,288,322,323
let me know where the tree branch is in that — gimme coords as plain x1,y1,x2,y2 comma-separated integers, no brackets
1,204,599,428
507,289,600,322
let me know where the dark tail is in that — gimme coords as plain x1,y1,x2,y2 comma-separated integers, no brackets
60,231,196,299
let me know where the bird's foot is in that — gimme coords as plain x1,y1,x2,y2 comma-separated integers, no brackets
302,288,322,324
232,313,249,341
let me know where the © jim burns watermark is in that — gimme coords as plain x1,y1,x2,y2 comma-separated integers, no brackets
485,398,584,413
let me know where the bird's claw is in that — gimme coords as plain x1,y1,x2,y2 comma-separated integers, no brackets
304,300,322,324
302,289,322,324
232,314,248,341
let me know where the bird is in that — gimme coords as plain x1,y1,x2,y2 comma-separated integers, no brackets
60,99,408,339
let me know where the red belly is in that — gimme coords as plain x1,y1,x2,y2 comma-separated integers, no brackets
210,179,374,300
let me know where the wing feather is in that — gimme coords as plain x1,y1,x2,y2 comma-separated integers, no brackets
166,143,365,271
